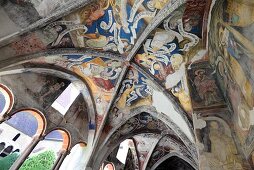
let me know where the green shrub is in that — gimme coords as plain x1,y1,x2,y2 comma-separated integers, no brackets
20,150,56,170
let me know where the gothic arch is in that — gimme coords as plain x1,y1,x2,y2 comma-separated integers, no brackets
150,152,197,170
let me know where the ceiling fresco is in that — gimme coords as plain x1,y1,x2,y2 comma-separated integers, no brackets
0,0,171,58
28,54,123,130
1,0,254,169
0,0,87,38
146,135,195,169
45,0,169,54
132,133,160,170
102,67,194,142
133,1,209,115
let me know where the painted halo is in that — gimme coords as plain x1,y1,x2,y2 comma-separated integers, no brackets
0,84,14,116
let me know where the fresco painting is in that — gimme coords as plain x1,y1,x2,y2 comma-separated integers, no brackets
105,67,194,142
127,139,139,170
132,133,160,170
0,72,70,110
31,55,123,129
25,75,70,109
208,0,254,151
134,2,209,114
107,113,168,146
250,151,254,169
44,0,170,54
10,33,46,56
146,135,192,169
109,68,153,127
2,0,171,57
1,0,72,28
194,116,248,170
187,61,225,110
114,68,152,108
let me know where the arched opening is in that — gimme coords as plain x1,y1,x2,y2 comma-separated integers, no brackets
0,109,45,169
0,83,14,117
155,156,195,170
19,129,70,170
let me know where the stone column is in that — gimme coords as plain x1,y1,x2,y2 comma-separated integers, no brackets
10,135,42,170
52,149,69,170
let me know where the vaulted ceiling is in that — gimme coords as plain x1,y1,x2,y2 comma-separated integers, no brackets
1,0,252,169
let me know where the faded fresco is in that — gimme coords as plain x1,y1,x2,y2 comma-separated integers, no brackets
106,112,169,140
30,55,123,129
209,0,254,152
102,113,167,168
250,150,254,169
64,95,89,138
134,1,209,114
132,133,160,170
187,61,225,110
194,116,248,170
146,135,192,169
1,0,72,27
0,72,70,110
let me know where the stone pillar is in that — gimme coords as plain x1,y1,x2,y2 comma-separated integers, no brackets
0,115,9,124
10,135,42,170
52,149,69,170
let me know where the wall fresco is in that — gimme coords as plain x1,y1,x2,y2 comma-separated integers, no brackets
187,61,225,110
250,150,254,169
0,72,70,110
10,33,46,56
44,0,170,54
194,115,248,170
134,2,209,114
209,0,254,153
30,55,123,129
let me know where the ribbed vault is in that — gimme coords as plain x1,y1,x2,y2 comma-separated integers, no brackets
1,0,253,169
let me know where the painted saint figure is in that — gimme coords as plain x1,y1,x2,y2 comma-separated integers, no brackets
193,69,219,106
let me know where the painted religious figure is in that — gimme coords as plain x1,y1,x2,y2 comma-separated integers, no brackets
187,62,225,110
195,117,247,170
209,0,254,149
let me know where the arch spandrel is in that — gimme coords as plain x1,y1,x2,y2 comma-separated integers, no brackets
26,54,124,131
